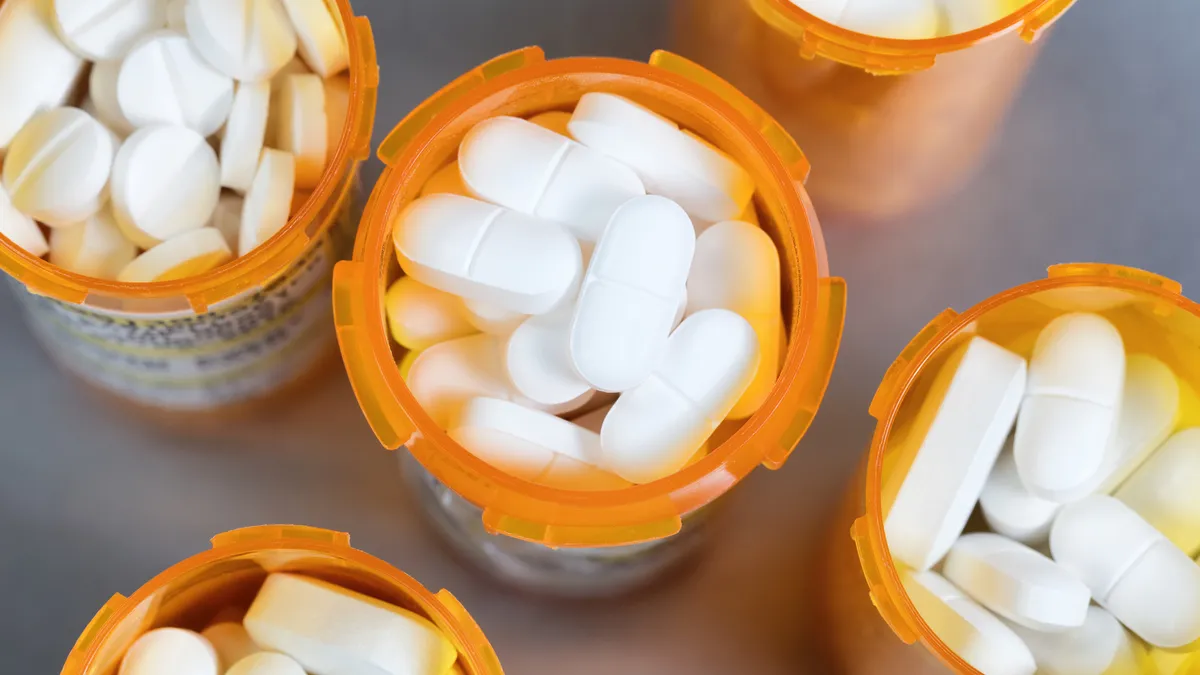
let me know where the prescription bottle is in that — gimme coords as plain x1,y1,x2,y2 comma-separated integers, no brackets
671,0,1075,221
0,0,378,420
334,47,846,597
821,263,1197,675
60,525,503,675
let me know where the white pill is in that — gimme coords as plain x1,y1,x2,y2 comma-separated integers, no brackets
185,0,297,82
50,208,137,279
838,0,942,39
688,220,781,419
201,622,261,672
1097,354,1180,494
1015,313,1125,503
119,628,220,675
568,93,754,224
1051,495,1200,648
901,569,1036,675
1116,429,1200,556
505,309,593,408
244,573,458,675
238,148,294,255
419,161,469,198
51,0,166,61
111,125,220,248
1007,606,1141,675
226,652,304,675
385,276,477,351
527,110,573,137
220,81,270,192
89,58,134,137
0,0,86,153
570,195,694,393
979,442,1061,547
207,192,243,251
393,193,582,316
536,452,633,491
118,227,232,282
273,74,327,189
0,183,48,257
602,309,758,484
3,107,116,228
166,0,187,29
459,116,645,245
277,0,347,77
460,297,526,335
118,31,234,137
943,532,1090,631
450,396,607,480
884,336,1026,571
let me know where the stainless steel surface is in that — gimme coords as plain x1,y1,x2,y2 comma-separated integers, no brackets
4,0,1197,673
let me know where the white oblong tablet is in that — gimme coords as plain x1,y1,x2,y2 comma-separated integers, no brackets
392,194,582,316
0,0,86,153
1097,355,1180,494
385,276,478,351
459,116,646,245
1051,495,1200,648
461,296,526,335
942,532,1091,631
1015,313,1125,503
979,442,1061,547
118,627,219,675
273,73,327,189
884,336,1026,571
185,0,297,82
527,110,573,137
278,0,347,77
244,574,457,675
50,207,137,279
226,652,304,675
111,125,220,248
570,195,695,393
238,148,294,256
89,58,134,137
207,191,243,251
419,161,469,198
4,107,116,228
118,31,235,137
200,622,261,671
118,227,232,282
505,310,594,408
602,309,759,484
1007,606,1141,675
0,183,48,257
568,93,754,224
51,0,166,61
836,0,942,39
901,569,1036,675
1116,428,1200,556
220,81,271,192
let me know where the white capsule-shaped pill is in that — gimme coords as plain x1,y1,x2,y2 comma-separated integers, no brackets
688,220,782,419
1096,354,1180,494
943,532,1091,631
885,336,1027,571
3,107,116,228
393,193,583,316
201,622,262,672
277,0,347,77
570,195,694,393
527,110,573,137
1007,606,1142,675
220,81,271,192
1116,428,1200,557
89,58,134,137
602,309,758,484
50,207,137,279
52,0,167,61
273,74,327,189
226,652,304,675
244,573,458,675
837,0,943,39
1015,313,1125,503
118,31,235,137
979,442,1061,547
460,296,526,335
568,93,754,224
118,227,232,282
1051,495,1200,648
505,309,593,408
119,628,220,675
901,569,1036,675
0,183,48,257
238,148,295,255
385,276,478,351
460,116,646,245
185,0,297,82
419,161,469,198
0,0,86,153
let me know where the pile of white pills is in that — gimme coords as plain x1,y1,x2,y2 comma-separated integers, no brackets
386,93,786,489
0,0,350,283
886,309,1200,675
118,573,463,675
792,0,1022,39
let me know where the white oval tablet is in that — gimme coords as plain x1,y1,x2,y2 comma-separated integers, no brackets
1051,495,1200,648
837,0,942,39
50,207,137,279
460,296,526,335
118,227,232,282
1096,354,1180,494
602,309,759,484
89,58,134,137
111,125,220,248
220,80,271,192
1015,313,1125,503
979,442,1061,547
119,628,219,675
273,73,327,189
226,652,304,675
568,93,754,224
238,148,294,255
392,194,582,316
505,310,594,408
1116,428,1200,556
244,574,457,675
52,0,166,61
1008,606,1141,675
185,0,297,82
278,0,348,77
118,31,235,137
201,622,261,671
0,183,48,257
0,0,86,152
207,191,243,251
3,107,116,228
570,195,695,393
459,116,645,245
385,276,478,351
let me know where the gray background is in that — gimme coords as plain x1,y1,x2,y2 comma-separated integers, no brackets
3,0,1197,673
